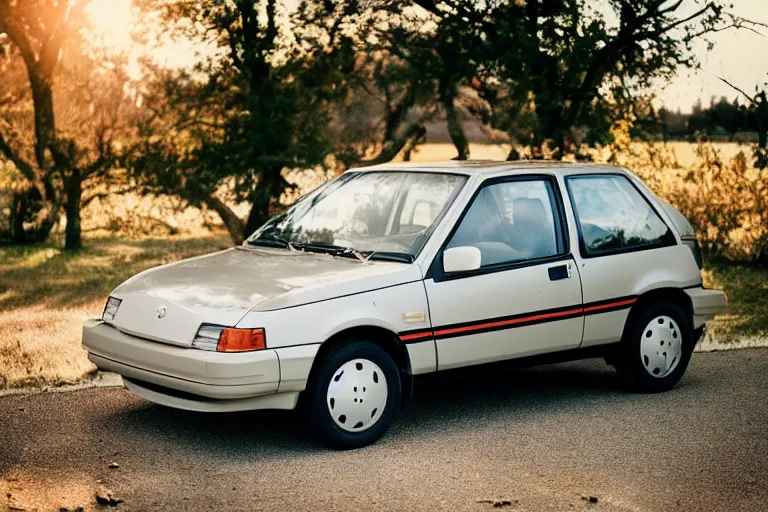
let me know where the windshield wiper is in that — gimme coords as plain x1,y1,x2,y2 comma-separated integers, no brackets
292,242,353,256
368,252,414,263
250,239,413,264
294,243,413,264
246,236,291,249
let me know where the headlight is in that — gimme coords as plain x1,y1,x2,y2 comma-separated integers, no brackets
192,324,266,352
102,297,122,322
192,325,224,351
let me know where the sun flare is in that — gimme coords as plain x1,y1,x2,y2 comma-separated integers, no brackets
84,0,135,52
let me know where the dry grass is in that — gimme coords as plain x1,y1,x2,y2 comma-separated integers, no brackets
0,233,231,389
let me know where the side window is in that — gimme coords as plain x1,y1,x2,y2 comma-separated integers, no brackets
447,179,563,267
567,175,674,256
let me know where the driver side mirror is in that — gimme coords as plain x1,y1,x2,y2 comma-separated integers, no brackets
443,246,482,273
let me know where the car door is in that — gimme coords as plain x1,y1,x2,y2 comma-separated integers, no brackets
424,175,584,370
564,173,682,347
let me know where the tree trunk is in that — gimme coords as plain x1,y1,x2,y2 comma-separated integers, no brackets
440,83,469,160
18,70,60,243
10,191,29,244
29,74,57,169
244,170,287,237
64,170,82,250
506,147,522,161
205,194,245,245
244,187,272,238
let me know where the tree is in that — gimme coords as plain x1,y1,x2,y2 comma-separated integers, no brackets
707,96,745,140
131,0,448,244
0,0,135,249
413,0,761,159
130,0,345,244
718,77,768,169
0,0,80,244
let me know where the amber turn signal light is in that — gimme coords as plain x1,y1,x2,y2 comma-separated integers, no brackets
216,328,266,352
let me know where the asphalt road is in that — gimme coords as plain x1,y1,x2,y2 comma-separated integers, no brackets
1,349,767,512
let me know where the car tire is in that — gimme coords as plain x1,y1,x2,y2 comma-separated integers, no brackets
614,300,693,393
306,340,401,449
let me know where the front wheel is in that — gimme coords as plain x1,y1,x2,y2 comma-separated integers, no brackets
307,340,401,449
614,300,693,393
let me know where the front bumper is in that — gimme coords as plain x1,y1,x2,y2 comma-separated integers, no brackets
82,320,290,409
685,286,727,329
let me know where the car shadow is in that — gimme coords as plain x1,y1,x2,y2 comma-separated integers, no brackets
102,358,698,460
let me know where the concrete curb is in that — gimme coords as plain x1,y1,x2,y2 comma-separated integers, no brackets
696,332,768,352
0,372,123,397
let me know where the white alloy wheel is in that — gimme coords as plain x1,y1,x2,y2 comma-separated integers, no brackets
639,315,683,378
326,358,388,432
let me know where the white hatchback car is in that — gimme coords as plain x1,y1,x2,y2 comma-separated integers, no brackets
83,161,726,448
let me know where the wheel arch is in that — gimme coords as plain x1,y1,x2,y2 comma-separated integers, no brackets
624,287,694,340
305,325,414,410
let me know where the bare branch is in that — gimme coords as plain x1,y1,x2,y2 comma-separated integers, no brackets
0,129,37,182
658,0,684,15
717,76,756,105
659,2,716,34
82,185,136,207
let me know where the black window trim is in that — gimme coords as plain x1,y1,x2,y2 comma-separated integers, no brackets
428,173,572,283
564,172,677,259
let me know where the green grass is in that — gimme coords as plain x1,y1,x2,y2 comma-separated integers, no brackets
0,234,233,312
0,233,232,389
703,260,768,340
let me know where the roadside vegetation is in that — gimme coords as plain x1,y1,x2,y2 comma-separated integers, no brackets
703,261,768,340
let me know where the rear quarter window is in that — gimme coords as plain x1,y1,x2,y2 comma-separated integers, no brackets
566,174,675,256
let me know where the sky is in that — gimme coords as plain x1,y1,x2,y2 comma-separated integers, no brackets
84,0,768,114
657,0,768,112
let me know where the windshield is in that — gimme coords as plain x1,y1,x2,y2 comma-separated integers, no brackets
247,171,467,260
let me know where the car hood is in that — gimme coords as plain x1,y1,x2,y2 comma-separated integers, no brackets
109,247,422,346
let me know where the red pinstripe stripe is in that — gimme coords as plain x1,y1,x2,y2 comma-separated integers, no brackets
583,297,637,313
399,331,433,342
433,306,584,338
401,297,637,341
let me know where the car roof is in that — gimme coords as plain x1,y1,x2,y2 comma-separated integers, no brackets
354,160,627,177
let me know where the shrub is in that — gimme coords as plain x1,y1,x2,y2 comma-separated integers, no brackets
665,144,768,262
589,117,768,263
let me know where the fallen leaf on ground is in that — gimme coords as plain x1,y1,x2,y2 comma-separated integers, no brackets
476,498,518,508
95,486,123,506
108,462,119,469
7,497,26,512
581,495,599,504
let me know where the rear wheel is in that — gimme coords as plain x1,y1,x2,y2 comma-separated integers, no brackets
614,300,693,393
307,340,401,449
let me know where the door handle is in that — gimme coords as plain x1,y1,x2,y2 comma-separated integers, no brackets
548,264,571,281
